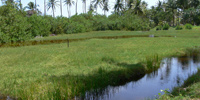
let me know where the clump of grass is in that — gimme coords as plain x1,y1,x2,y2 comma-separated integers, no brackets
156,26,162,31
143,54,161,73
175,25,183,30
185,24,192,30
163,23,170,30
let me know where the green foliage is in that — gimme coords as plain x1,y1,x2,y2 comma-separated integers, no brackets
28,15,51,37
156,26,162,30
175,25,183,30
185,24,192,29
93,15,109,31
0,5,32,43
0,30,9,43
162,23,170,30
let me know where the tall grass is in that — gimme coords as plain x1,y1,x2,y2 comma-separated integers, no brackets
1,29,200,99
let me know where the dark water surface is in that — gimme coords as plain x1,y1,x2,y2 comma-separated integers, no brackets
83,53,200,100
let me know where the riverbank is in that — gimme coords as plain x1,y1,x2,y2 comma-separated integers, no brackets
159,70,200,99
1,28,200,99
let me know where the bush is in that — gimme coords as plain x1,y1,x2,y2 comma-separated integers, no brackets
28,15,51,37
162,23,170,30
175,25,183,30
185,24,192,29
0,5,32,43
93,15,109,31
156,26,162,30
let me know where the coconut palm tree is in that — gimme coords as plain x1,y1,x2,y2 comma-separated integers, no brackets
75,0,78,14
114,0,123,14
35,0,37,10
167,0,177,26
47,0,59,17
64,0,75,17
82,0,86,13
190,0,200,8
89,3,94,12
102,0,109,15
44,0,46,15
26,2,36,11
60,0,63,17
130,0,144,15
92,0,102,14
2,0,14,5
18,0,22,9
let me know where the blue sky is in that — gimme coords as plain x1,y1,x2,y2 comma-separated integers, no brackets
0,0,160,17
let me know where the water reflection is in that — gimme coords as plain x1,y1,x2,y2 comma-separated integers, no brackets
83,52,200,100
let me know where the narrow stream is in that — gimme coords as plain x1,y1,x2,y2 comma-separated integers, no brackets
83,52,200,100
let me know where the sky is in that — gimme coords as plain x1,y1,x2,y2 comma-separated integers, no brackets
0,0,160,17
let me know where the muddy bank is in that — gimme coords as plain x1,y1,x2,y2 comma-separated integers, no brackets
0,35,172,48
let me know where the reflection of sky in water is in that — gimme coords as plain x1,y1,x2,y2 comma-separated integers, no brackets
84,54,200,100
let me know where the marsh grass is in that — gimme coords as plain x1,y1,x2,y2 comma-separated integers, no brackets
1,28,200,99
143,54,160,73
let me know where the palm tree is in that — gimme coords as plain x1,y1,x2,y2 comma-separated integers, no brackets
102,0,109,15
130,0,146,15
18,0,22,9
47,0,59,17
89,3,94,12
92,0,102,14
167,0,177,26
44,0,46,15
75,0,78,14
176,0,189,11
190,0,200,8
127,0,134,9
26,2,36,11
114,0,123,14
35,0,38,12
60,0,63,17
82,0,86,13
2,0,14,5
64,0,75,17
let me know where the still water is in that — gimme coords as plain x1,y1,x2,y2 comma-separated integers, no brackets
84,53,200,100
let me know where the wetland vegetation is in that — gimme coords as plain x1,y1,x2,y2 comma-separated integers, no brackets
1,0,200,100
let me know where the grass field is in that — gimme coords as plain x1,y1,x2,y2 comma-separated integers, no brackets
1,27,200,99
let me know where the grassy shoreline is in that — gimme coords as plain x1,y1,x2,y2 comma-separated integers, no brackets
159,69,200,100
1,28,200,99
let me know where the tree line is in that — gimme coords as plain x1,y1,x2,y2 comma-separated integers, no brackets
0,0,200,43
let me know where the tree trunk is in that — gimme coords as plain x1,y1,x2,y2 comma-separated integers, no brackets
35,0,37,10
173,10,174,26
76,0,78,15
85,0,86,13
67,5,70,17
53,7,55,17
44,0,46,15
96,7,97,15
60,0,62,17
19,0,22,9
83,3,84,13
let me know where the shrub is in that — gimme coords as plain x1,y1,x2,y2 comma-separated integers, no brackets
185,24,192,29
93,15,109,31
175,25,183,30
156,26,162,30
162,23,170,30
64,21,85,34
28,15,51,37
0,5,32,43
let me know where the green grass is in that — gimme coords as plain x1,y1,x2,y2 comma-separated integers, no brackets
1,27,200,99
33,27,200,41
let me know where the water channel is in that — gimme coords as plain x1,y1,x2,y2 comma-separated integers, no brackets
83,51,200,100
